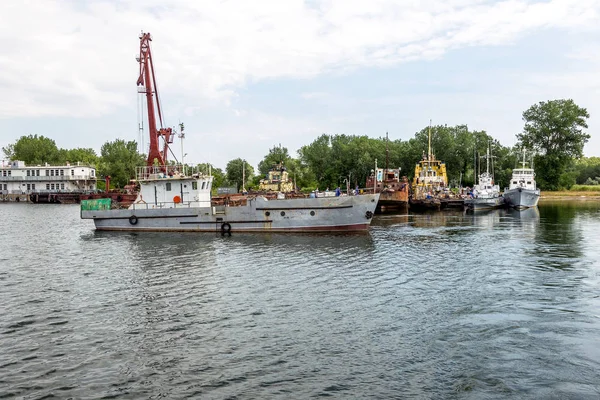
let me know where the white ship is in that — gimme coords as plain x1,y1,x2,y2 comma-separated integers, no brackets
503,151,540,209
464,146,504,210
0,160,96,203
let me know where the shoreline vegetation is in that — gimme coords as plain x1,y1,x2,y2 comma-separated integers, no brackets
541,187,600,200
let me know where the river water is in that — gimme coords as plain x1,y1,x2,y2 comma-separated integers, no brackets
1,201,599,399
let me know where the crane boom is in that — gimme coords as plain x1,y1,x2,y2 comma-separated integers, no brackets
137,32,173,167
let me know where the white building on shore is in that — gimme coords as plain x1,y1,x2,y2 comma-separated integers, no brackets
0,160,97,195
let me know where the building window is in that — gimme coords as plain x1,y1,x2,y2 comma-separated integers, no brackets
166,183,172,191
61,183,64,190
46,184,50,190
2,171,5,176
36,170,40,176
27,170,30,176
60,170,64,176
32,184,36,190
51,170,54,176
91,170,95,177
55,169,59,176
7,171,10,176
27,184,31,190
46,170,49,176
71,170,74,176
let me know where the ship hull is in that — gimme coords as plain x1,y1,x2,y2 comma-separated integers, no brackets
503,188,540,209
81,194,379,233
464,196,504,211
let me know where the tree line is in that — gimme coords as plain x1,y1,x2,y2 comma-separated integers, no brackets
2,99,594,191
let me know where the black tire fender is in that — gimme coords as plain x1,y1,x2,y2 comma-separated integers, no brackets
365,210,374,219
221,222,231,236
129,215,138,225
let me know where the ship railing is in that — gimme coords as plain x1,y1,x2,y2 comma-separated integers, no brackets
129,200,196,210
136,165,186,181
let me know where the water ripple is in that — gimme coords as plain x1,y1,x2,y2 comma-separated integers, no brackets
1,203,600,398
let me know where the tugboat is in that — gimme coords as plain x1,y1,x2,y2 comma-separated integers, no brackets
410,124,448,211
464,146,504,211
80,32,379,233
503,150,540,209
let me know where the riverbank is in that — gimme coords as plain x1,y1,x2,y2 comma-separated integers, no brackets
541,191,600,200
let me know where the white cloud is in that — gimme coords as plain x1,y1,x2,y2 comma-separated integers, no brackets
1,0,599,119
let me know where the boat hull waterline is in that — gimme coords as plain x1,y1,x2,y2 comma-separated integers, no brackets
464,196,505,211
503,188,540,209
82,194,380,233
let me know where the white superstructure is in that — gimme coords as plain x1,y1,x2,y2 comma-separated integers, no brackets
0,160,97,195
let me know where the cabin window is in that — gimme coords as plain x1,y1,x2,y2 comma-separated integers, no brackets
527,181,531,185
27,170,30,176
60,170,64,176
51,184,55,190
36,170,39,176
45,170,49,176
46,184,50,190
27,184,31,190
61,183,65,190
7,171,10,176
513,181,517,184
51,170,54,177
32,184,36,190
71,170,74,176
201,182,205,190
91,170,95,177
166,182,172,191
2,171,5,176
192,182,197,190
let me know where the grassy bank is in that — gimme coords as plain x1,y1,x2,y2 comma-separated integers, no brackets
541,189,600,199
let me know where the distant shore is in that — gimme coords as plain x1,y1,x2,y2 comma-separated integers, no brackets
540,191,600,200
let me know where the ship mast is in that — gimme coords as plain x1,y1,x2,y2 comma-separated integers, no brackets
137,32,173,167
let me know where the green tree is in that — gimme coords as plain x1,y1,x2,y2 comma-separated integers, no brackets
3,134,61,164
225,158,254,192
98,139,145,188
258,145,291,175
59,148,99,165
517,99,590,190
194,163,226,193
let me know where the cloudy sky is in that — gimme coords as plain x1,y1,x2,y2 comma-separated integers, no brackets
1,0,599,170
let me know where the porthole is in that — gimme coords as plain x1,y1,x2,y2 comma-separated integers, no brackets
265,211,270,217
280,211,286,216
310,211,315,216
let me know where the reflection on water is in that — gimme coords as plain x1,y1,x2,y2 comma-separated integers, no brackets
1,201,600,399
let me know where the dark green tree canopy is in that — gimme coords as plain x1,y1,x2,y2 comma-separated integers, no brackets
3,134,61,165
98,139,145,188
517,99,590,190
518,99,590,159
225,158,254,192
258,145,291,176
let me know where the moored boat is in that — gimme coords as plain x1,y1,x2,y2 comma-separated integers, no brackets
503,151,540,209
81,166,379,233
410,123,450,211
464,146,504,211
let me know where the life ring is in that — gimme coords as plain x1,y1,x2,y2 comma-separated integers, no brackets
116,195,123,202
221,222,231,236
365,210,373,219
173,195,181,204
129,215,138,225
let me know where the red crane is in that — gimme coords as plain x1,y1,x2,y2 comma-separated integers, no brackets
137,32,173,167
